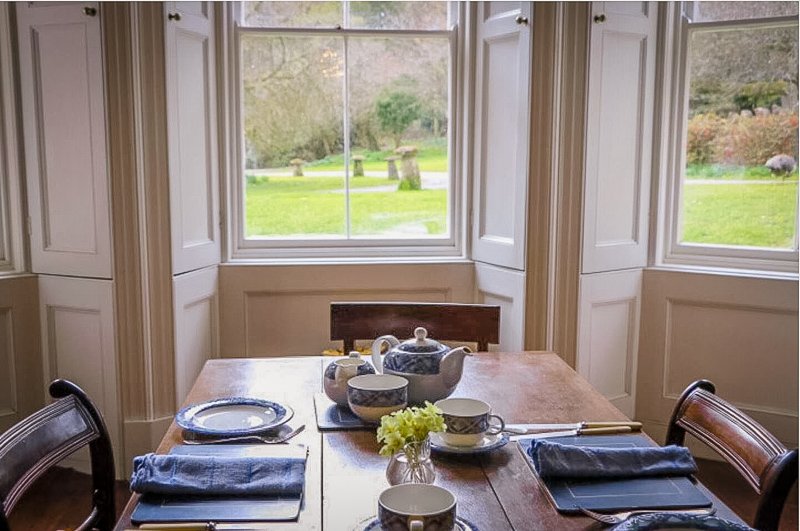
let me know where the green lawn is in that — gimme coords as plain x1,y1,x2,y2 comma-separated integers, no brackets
682,181,797,248
251,139,449,176
245,175,447,237
244,162,797,247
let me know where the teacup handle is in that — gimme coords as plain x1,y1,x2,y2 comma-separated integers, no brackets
409,517,424,530
486,414,505,435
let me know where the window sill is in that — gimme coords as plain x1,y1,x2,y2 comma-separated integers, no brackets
221,256,475,267
647,263,798,282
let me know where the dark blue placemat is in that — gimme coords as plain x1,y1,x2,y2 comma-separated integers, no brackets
313,393,372,430
131,444,306,523
517,434,711,514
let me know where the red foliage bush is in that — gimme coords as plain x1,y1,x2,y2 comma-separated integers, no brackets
686,113,726,165
687,111,798,166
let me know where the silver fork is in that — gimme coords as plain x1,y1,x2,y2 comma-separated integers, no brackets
579,506,716,525
183,424,305,445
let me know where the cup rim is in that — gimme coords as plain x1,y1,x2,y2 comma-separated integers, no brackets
434,397,492,416
378,483,456,516
348,374,408,391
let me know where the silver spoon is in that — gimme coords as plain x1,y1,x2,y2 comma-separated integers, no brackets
183,424,305,445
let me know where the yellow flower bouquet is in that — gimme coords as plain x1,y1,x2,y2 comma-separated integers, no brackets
376,402,446,457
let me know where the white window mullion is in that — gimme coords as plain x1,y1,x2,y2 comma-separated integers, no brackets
343,34,351,239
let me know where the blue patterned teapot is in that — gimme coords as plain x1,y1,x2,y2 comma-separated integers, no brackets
371,327,472,404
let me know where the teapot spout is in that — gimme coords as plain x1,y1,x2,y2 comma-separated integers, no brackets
440,346,472,388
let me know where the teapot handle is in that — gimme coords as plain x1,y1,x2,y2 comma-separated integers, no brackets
371,335,399,374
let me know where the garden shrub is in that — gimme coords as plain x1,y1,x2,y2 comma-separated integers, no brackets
732,81,788,113
686,113,726,165
722,111,798,166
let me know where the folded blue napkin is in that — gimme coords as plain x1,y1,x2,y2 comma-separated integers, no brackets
130,453,306,496
527,440,697,479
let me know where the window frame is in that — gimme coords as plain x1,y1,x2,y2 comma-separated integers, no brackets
226,1,467,262
0,4,26,276
659,2,799,274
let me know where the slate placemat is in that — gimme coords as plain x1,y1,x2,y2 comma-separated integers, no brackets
131,444,306,523
516,434,712,514
313,393,372,430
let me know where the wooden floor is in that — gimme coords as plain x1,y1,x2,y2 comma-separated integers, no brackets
6,461,799,530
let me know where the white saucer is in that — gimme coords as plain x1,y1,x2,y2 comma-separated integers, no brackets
429,432,509,454
354,515,479,530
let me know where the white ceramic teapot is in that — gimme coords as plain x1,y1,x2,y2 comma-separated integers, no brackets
371,327,471,404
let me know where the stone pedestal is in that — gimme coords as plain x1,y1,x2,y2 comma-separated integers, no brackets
395,146,420,190
352,155,365,177
385,156,399,180
290,158,305,177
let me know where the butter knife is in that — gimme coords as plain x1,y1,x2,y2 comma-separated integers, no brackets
509,425,633,440
504,421,642,435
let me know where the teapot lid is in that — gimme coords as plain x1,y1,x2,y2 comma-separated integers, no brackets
396,327,448,354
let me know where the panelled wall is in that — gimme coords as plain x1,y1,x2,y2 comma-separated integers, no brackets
14,2,123,475
576,1,657,417
219,264,475,356
636,270,798,452
0,277,43,433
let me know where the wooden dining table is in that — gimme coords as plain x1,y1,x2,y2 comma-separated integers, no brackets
115,352,744,530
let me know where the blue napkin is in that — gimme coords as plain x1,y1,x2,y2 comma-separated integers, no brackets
130,453,306,496
527,440,697,479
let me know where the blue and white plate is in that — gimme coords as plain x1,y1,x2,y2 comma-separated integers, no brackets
354,515,479,530
176,397,293,437
611,513,755,531
429,432,509,455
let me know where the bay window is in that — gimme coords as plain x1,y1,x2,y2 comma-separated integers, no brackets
662,1,799,272
230,1,462,259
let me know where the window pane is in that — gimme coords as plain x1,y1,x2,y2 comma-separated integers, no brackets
689,1,798,23
348,2,448,30
681,25,798,249
242,35,346,238
244,1,342,28
347,37,449,238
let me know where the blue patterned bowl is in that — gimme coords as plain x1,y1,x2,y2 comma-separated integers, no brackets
347,374,408,423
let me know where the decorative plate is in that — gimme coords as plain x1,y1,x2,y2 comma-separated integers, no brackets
429,432,509,455
611,513,755,531
354,515,479,531
175,397,293,437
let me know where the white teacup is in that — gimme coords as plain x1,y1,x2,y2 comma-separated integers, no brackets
378,483,456,531
434,398,505,447
347,374,408,423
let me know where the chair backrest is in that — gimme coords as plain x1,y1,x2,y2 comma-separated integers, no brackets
666,379,797,531
330,302,501,352
0,379,116,531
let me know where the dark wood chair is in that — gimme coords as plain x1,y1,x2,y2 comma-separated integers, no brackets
0,379,116,531
330,302,501,352
666,379,797,531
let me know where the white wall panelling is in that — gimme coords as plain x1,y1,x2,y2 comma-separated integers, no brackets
16,2,112,278
0,277,43,433
470,2,532,270
577,269,641,417
165,1,220,274
38,274,122,476
219,263,474,357
173,265,218,407
474,262,526,351
636,270,798,454
582,2,656,273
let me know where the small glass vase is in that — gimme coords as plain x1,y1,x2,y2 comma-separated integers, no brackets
386,437,436,485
